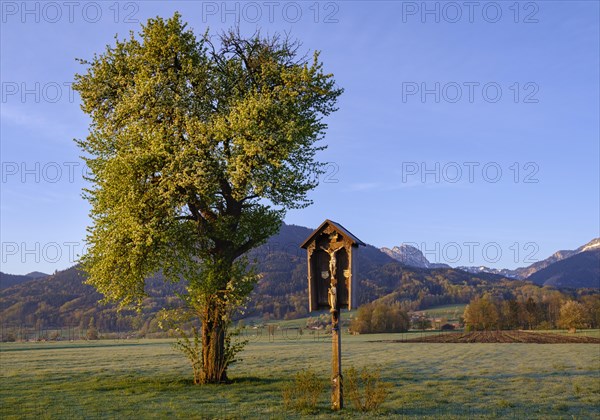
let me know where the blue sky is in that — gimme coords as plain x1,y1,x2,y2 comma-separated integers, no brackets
1,1,599,274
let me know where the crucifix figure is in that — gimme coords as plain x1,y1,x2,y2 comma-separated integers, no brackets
327,245,341,311
322,243,343,312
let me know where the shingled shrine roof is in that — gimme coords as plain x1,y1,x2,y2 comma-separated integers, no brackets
300,219,366,249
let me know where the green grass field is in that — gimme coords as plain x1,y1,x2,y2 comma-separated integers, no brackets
421,304,466,320
1,334,599,419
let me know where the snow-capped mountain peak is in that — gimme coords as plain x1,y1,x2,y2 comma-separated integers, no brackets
579,238,600,253
381,238,599,280
381,244,449,269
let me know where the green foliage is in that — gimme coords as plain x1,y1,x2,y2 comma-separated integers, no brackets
72,13,342,382
282,369,325,414
350,302,409,334
345,366,392,412
172,322,248,385
73,14,342,306
162,304,249,384
173,324,202,384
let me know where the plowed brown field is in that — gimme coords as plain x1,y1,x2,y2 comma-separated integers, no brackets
379,331,600,343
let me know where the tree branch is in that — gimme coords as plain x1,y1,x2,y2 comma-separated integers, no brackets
232,238,259,260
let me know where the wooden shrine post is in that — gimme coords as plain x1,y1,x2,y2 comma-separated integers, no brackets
300,220,364,411
330,293,343,410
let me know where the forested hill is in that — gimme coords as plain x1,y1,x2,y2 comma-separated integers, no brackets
0,223,594,332
0,271,49,289
527,249,600,288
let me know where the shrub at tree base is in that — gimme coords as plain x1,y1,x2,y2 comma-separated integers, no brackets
282,369,325,414
345,366,392,412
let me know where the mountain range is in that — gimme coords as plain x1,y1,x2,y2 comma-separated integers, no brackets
381,238,600,286
0,224,597,332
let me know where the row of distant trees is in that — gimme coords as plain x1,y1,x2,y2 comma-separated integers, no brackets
463,294,599,332
349,302,410,334
348,291,599,334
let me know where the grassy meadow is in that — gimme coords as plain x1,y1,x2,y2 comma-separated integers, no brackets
421,304,466,320
1,333,599,419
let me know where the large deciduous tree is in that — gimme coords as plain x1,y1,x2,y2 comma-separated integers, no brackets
73,14,342,384
463,296,499,331
558,300,587,333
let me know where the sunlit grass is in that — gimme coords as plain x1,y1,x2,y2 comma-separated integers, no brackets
1,334,598,418
421,304,466,318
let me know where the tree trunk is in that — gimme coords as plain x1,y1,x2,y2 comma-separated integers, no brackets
200,296,229,384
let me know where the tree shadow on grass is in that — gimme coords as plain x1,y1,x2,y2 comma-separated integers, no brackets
146,375,282,388
230,376,281,386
